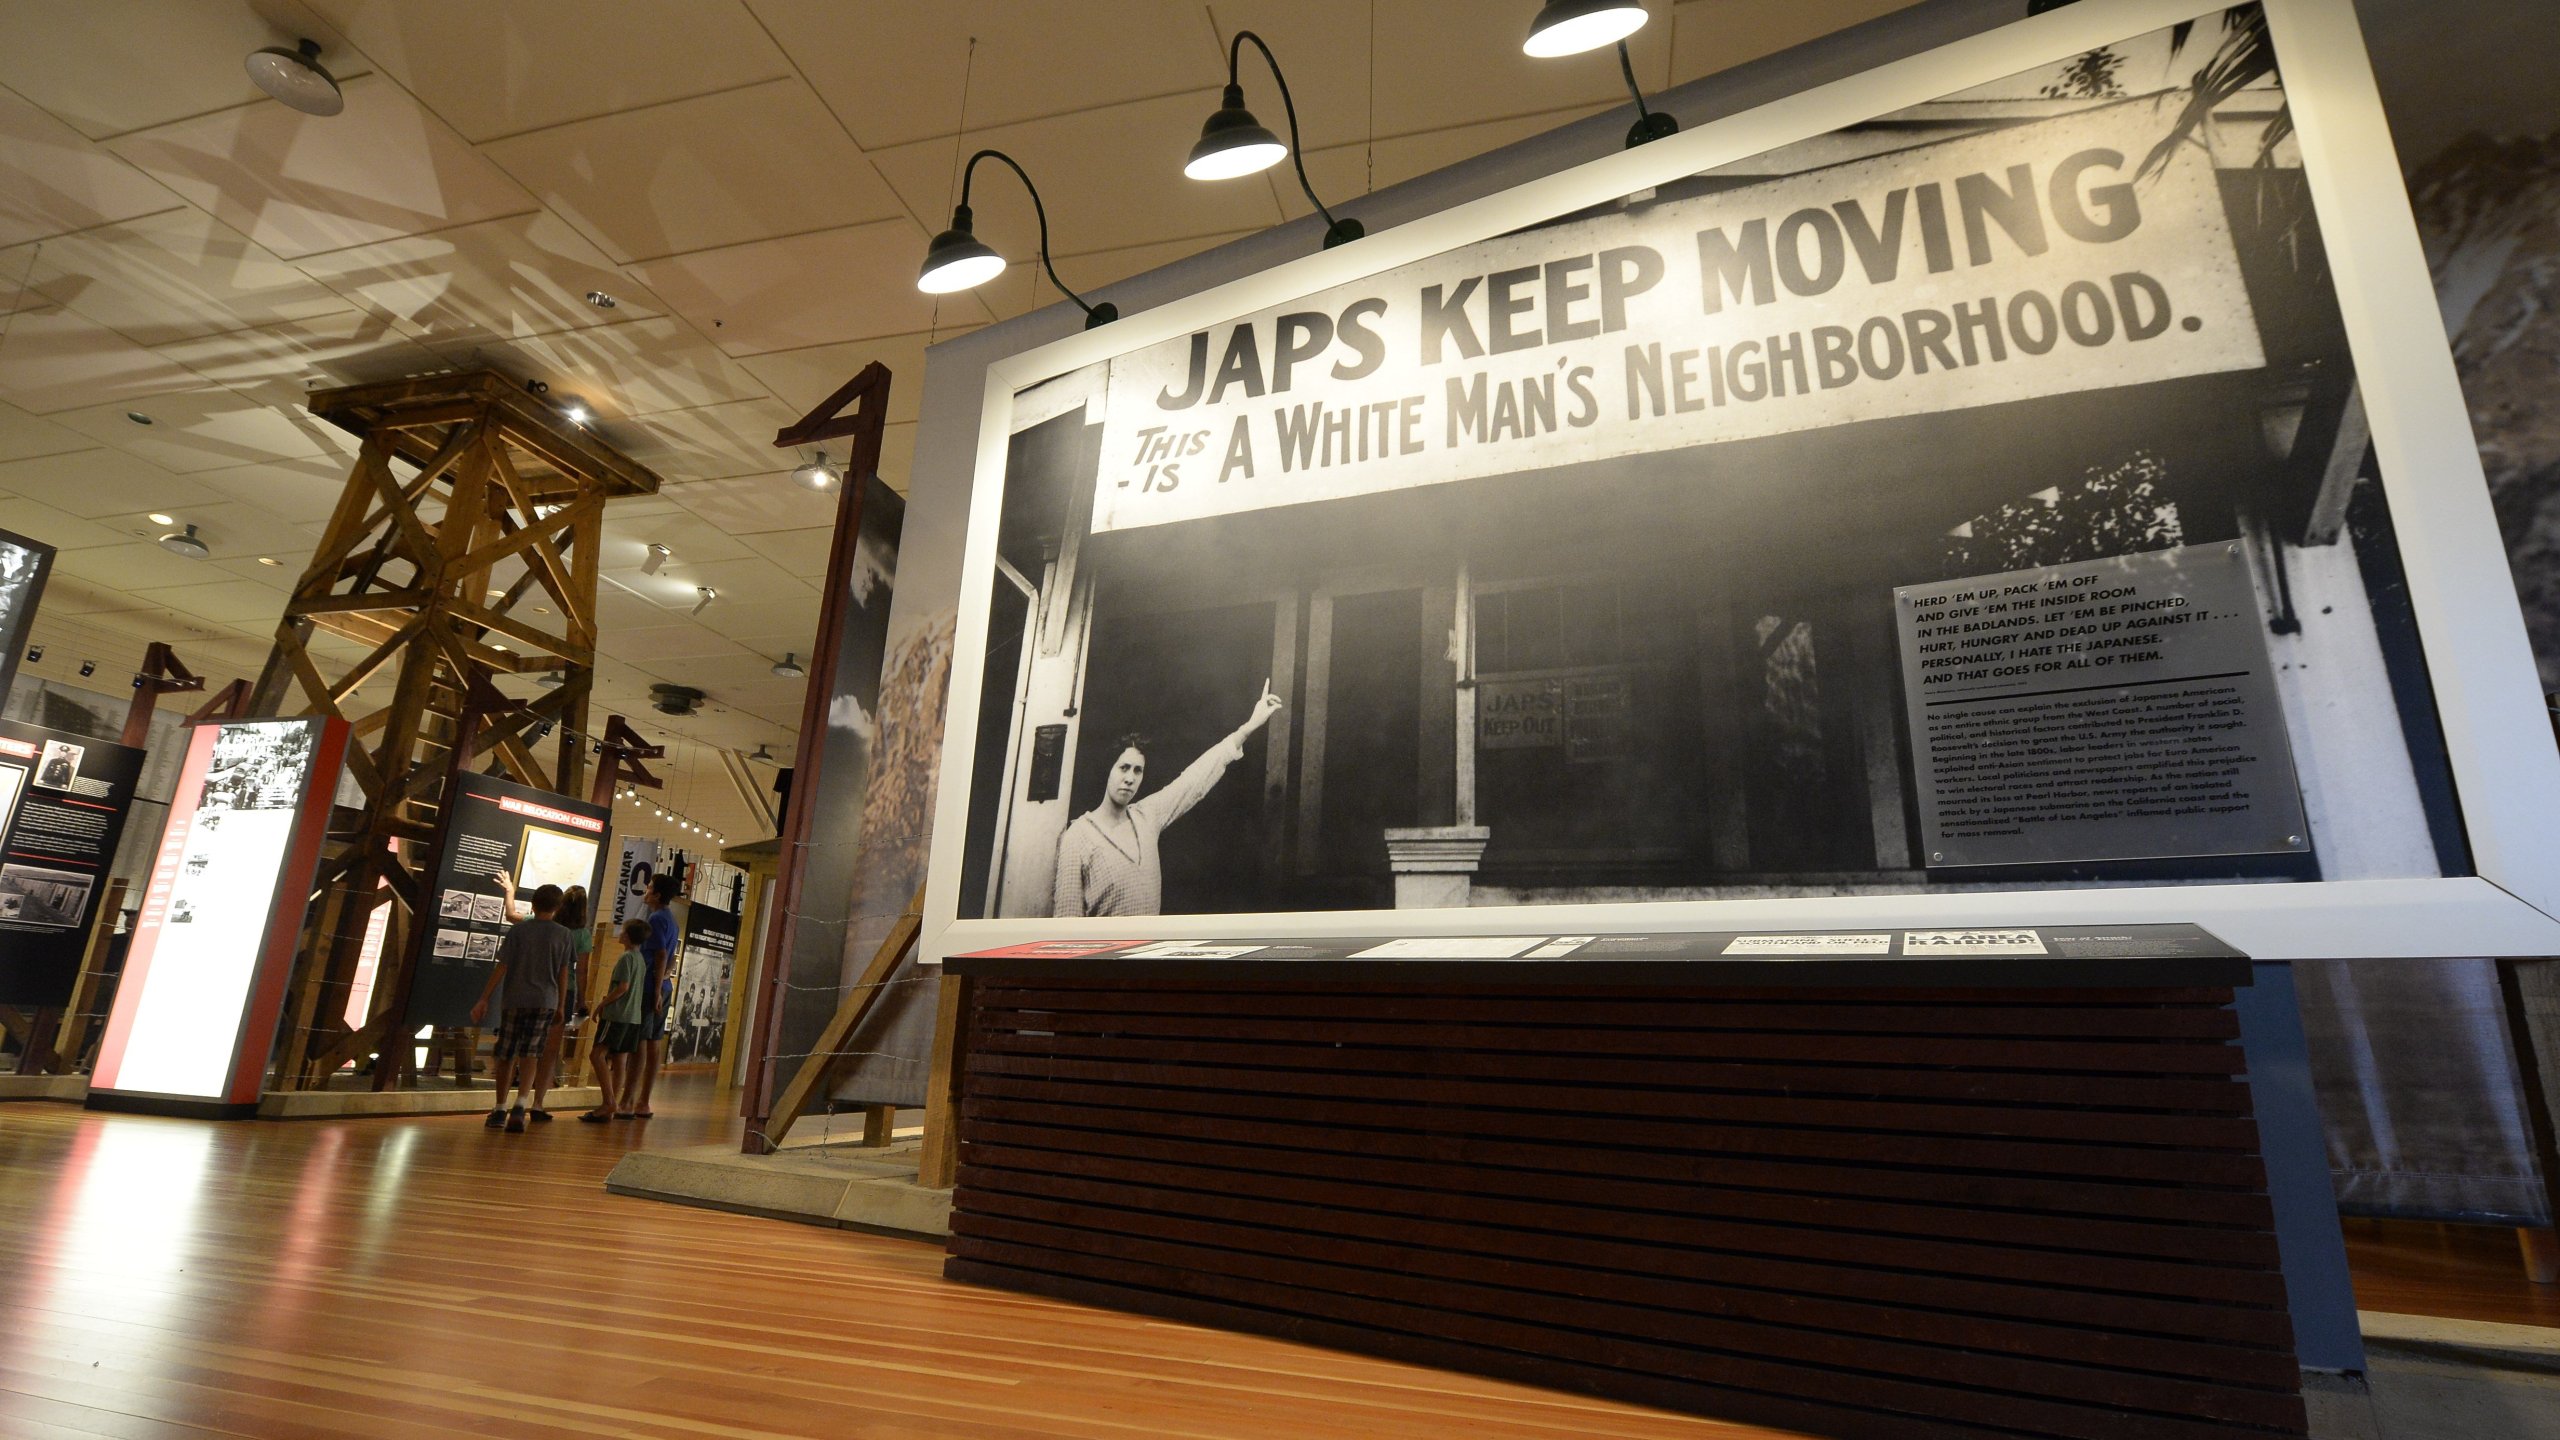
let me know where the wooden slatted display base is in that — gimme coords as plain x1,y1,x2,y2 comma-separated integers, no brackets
946,977,2306,1440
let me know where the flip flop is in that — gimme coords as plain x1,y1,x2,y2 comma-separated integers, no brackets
632,1109,654,1119
578,1110,612,1124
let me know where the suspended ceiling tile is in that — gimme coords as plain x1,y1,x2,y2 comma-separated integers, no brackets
51,537,215,592
628,220,988,358
104,74,537,260
592,582,673,632
724,624,821,666
293,210,668,345
2,208,355,348
647,553,813,608
1288,102,1618,222
4,452,215,526
194,453,353,526
735,526,833,574
666,595,813,644
0,493,145,552
154,308,445,392
750,0,1222,151
51,387,345,472
658,472,836,536
30,578,178,617
209,548,315,584
125,576,299,625
0,0,373,141
976,229,1262,323
733,328,962,427
450,315,767,416
599,507,757,568
107,497,302,568
0,90,183,248
869,90,1287,265
651,646,797,691
305,0,788,143
614,397,802,483
607,621,750,662
0,399,97,465
1668,0,1925,82
479,79,907,265
0,305,209,414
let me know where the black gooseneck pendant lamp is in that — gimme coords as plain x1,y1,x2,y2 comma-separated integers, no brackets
1523,1,1677,148
917,148,1118,329
1184,30,1363,249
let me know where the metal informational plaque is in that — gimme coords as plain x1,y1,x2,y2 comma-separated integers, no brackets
1893,543,2309,868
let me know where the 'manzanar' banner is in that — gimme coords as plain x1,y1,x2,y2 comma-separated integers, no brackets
1095,99,2262,532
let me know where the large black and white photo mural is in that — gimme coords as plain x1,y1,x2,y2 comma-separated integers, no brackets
955,2,2474,922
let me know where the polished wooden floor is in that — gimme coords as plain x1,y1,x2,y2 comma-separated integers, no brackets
2341,1216,2560,1329
0,1075,1782,1440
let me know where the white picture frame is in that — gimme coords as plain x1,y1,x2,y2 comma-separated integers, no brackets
920,0,2560,963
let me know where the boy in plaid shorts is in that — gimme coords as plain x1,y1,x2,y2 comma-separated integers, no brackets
469,883,576,1133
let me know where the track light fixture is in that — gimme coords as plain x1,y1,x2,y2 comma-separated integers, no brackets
1523,3,1675,148
642,543,670,575
1186,31,1363,249
1524,0,1649,58
692,586,716,617
918,149,1119,329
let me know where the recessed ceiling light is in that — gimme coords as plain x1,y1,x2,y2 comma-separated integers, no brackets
125,411,155,426
585,291,617,309
148,513,176,525
256,556,283,567
563,403,590,425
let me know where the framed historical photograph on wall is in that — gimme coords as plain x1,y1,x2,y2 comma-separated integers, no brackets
924,0,2560,963
0,527,54,702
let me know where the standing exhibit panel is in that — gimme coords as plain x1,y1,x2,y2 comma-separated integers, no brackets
670,860,740,1068
903,0,2560,1434
88,717,349,1118
406,772,612,1029
0,718,145,1008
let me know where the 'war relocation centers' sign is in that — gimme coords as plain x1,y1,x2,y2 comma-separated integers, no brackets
1091,99,2262,532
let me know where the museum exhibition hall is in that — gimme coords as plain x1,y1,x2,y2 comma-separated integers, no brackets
3,0,2560,1436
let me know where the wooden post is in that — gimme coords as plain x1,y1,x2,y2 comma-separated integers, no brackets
917,973,971,1190
740,363,894,1140
48,877,128,1072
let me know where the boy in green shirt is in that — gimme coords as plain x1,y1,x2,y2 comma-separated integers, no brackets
581,917,652,1122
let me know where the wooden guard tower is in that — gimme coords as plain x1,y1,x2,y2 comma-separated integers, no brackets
250,370,663,1090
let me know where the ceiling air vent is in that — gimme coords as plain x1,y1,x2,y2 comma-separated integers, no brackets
649,683,706,717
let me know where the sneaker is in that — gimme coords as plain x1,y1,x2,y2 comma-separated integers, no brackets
484,1108,507,1129
504,1106,527,1134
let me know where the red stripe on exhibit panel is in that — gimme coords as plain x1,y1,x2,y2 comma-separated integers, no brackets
87,724,219,1092
223,718,350,1105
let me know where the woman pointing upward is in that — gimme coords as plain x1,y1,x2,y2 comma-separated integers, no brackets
1053,680,1283,918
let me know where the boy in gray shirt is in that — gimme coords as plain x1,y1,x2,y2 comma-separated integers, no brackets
470,883,575,1133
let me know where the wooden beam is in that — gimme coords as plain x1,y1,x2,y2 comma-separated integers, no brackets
757,887,923,1153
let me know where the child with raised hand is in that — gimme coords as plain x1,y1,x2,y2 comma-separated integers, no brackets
468,883,575,1133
